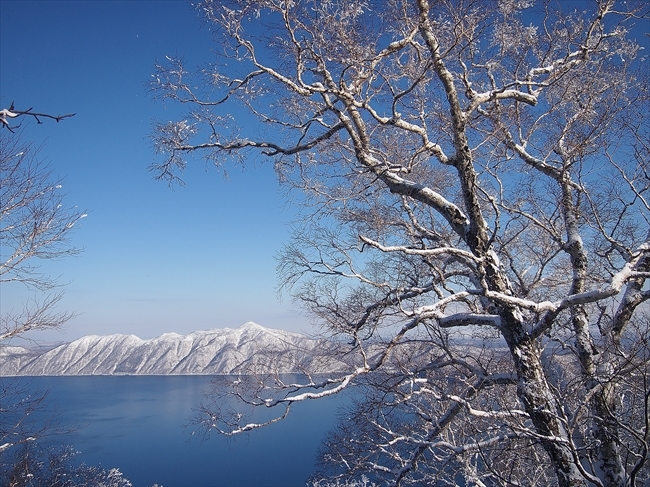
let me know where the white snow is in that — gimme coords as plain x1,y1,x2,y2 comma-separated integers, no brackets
0,322,343,376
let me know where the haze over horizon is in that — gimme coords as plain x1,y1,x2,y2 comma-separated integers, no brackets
0,1,309,343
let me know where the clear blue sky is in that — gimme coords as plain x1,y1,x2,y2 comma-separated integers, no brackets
1,0,308,342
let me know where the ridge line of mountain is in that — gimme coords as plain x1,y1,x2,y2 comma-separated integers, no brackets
0,322,348,376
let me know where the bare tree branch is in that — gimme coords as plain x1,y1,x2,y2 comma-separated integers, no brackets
150,1,650,485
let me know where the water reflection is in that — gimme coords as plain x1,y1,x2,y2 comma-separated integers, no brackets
4,376,347,487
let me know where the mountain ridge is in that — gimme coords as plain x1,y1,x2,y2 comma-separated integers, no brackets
0,322,343,376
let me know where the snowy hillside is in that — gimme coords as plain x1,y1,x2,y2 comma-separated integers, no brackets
0,322,345,376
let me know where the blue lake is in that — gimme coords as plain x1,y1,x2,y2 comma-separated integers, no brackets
3,376,346,487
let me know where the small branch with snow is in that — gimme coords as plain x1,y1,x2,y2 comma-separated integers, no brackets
438,313,501,328
359,235,479,264
1,104,75,132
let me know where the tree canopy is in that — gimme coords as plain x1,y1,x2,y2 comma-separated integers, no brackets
150,1,650,486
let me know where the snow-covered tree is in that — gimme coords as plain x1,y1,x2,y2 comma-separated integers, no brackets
0,444,134,487
0,111,142,487
1,115,83,455
0,124,84,342
150,1,650,486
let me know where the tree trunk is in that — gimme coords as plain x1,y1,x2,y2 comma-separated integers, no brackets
501,316,588,487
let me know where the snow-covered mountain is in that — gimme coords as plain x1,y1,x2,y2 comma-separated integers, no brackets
0,322,345,376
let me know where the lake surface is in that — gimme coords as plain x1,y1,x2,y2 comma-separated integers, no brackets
3,376,346,487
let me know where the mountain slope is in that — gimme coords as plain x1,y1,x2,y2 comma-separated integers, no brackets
0,322,344,376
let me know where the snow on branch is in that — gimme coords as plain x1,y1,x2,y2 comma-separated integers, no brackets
359,235,478,263
219,404,292,436
466,88,538,114
438,313,501,328
412,292,472,317
269,369,363,405
1,104,75,132
446,394,528,419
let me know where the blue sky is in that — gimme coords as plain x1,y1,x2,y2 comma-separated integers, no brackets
1,0,307,341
